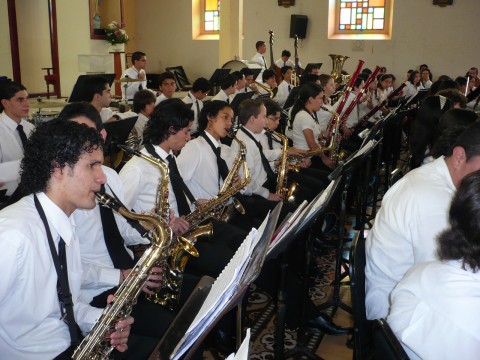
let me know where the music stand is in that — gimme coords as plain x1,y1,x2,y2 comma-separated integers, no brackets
282,86,300,111
103,116,137,169
68,73,115,102
155,203,282,360
230,91,255,115
209,68,231,88
304,63,323,72
249,68,262,81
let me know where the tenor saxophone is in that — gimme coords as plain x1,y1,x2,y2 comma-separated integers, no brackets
117,145,199,310
270,129,300,203
73,193,172,360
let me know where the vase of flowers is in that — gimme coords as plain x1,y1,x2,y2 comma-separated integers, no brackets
104,21,129,52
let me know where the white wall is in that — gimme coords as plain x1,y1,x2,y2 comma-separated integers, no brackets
136,0,480,82
0,0,13,79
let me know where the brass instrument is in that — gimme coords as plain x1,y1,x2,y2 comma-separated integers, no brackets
117,145,199,309
320,106,347,164
73,194,171,360
330,54,350,86
291,69,298,87
254,81,277,99
270,129,300,203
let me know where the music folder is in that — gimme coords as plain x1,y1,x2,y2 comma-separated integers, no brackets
68,73,116,102
160,203,282,360
229,91,255,114
209,68,231,86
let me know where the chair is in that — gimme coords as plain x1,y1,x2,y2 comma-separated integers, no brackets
165,66,193,91
372,319,410,360
42,67,58,98
349,230,373,360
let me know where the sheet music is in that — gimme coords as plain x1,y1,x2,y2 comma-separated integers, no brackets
353,139,377,159
171,219,268,360
226,328,251,360
269,200,307,249
0,160,21,196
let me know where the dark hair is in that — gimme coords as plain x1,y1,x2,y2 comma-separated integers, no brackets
143,98,193,145
318,74,333,87
455,76,468,87
281,50,291,57
437,75,452,82
238,99,263,126
255,41,265,50
0,81,27,111
159,72,176,87
437,79,459,92
191,77,211,93
361,68,373,75
436,89,467,108
304,63,321,74
410,95,453,168
83,76,109,102
453,121,480,160
353,77,364,89
408,70,421,85
378,74,393,89
220,74,237,90
263,98,282,117
19,119,104,194
198,100,231,132
131,51,146,64
133,89,156,113
262,69,276,82
57,102,104,131
291,82,323,124
281,66,292,76
437,170,480,271
430,109,478,158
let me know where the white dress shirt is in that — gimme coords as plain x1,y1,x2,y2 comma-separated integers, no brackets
333,92,360,128
251,52,268,69
134,112,149,141
177,133,235,200
274,80,292,108
99,107,116,123
155,93,168,106
274,58,296,69
0,193,103,359
0,112,35,163
365,157,456,320
292,110,322,150
259,129,282,171
120,145,192,217
122,66,148,100
316,103,334,133
211,89,230,103
74,166,148,304
388,260,480,360
182,92,203,133
232,127,280,199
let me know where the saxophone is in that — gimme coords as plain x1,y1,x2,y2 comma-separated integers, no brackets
270,129,300,203
117,145,199,310
73,193,172,360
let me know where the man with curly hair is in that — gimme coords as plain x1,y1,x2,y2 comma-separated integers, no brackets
0,119,133,359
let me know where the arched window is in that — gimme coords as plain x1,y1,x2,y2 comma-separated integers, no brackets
192,0,220,40
328,0,394,40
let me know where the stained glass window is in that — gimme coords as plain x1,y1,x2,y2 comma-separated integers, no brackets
329,0,393,39
204,0,220,32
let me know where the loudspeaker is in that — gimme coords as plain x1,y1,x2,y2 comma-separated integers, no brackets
290,15,308,39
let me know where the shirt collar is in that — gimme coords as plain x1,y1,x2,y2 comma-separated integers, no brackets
0,111,21,130
204,130,221,148
36,192,76,247
436,156,456,192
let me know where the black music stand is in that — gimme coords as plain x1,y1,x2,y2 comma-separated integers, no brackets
283,86,300,111
230,91,255,115
304,63,323,73
68,73,116,102
209,68,231,93
155,204,282,360
249,68,262,81
103,116,137,169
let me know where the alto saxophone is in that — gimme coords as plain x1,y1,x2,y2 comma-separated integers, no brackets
117,145,199,310
269,129,300,203
73,193,172,360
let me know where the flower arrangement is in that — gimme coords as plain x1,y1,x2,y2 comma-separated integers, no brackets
104,21,129,45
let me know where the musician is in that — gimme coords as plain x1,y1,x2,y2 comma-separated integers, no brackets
0,119,132,359
420,68,433,90
229,71,246,103
240,67,258,94
261,99,328,201
333,77,366,140
251,40,268,69
119,99,248,277
83,76,119,123
155,72,177,105
303,63,321,75
133,89,156,141
211,74,237,103
290,83,334,170
388,171,480,359
404,70,423,99
182,77,210,134
375,74,394,114
274,66,294,108
0,81,34,163
257,69,277,97
274,50,299,69
121,51,149,100
365,121,480,321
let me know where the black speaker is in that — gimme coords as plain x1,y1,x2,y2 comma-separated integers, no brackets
290,14,308,39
